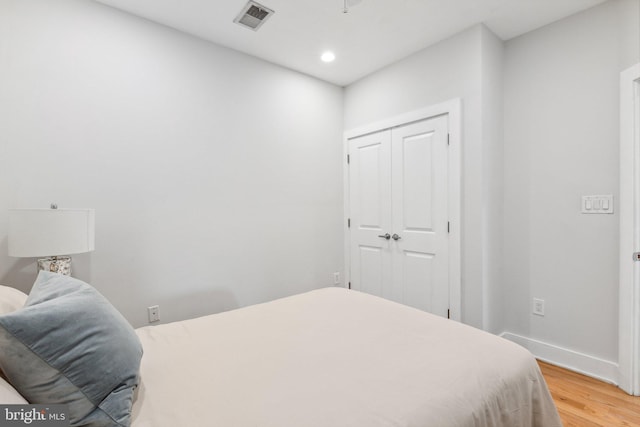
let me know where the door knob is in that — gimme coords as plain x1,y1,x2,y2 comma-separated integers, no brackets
392,233,402,241
378,233,391,240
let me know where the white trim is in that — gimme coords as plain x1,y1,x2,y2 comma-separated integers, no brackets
343,98,462,321
343,133,351,289
448,101,462,321
501,332,619,385
619,63,640,395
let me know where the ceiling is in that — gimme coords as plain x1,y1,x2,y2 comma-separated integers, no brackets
93,0,608,86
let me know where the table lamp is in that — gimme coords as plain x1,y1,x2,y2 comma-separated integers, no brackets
8,204,95,276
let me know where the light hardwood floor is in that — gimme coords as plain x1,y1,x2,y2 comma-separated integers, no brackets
539,361,640,426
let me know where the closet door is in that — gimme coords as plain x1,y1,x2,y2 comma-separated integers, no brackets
390,116,449,317
348,130,393,300
348,115,450,318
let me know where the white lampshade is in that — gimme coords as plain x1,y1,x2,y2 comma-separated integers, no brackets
8,208,95,258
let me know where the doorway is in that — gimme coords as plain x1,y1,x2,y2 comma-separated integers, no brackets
343,100,461,320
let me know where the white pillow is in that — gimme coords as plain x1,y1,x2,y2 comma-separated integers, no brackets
0,286,29,404
0,285,28,315
0,376,27,404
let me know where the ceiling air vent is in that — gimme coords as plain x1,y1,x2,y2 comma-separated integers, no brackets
234,1,274,31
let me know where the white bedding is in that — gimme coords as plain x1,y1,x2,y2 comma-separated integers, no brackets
132,288,561,427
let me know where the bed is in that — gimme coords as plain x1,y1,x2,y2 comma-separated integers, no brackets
0,274,562,427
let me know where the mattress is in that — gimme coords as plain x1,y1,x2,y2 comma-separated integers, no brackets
132,288,561,427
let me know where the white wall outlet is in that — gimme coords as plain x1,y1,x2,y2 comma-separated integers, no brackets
148,305,160,323
532,298,545,316
333,272,341,285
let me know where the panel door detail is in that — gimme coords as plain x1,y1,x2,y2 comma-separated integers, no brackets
391,116,449,316
348,115,449,318
348,130,393,300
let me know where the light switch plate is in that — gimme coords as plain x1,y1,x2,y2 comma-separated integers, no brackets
582,195,613,214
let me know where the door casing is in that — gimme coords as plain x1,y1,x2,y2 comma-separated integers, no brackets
619,63,640,395
343,99,462,321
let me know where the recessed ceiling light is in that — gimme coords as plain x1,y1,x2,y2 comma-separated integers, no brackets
321,51,336,63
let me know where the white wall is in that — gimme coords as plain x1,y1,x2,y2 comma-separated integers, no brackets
344,25,504,330
503,0,640,366
0,0,344,327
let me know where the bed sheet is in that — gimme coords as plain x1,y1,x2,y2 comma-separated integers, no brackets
132,288,561,427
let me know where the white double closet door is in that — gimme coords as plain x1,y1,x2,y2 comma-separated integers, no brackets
348,115,450,318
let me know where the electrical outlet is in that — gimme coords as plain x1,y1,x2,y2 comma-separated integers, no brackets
148,305,160,323
333,272,341,285
532,298,545,316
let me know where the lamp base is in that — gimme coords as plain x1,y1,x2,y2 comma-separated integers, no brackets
37,256,71,276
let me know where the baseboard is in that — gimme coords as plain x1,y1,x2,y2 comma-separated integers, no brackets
500,332,619,385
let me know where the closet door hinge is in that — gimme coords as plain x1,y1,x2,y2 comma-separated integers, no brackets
447,221,450,233
447,309,450,319
447,134,450,146
348,218,351,228
348,282,351,290
347,154,350,164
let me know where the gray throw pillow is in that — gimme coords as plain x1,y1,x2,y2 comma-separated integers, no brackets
0,271,142,426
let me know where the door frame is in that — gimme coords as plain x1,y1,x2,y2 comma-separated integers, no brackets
343,99,462,321
619,63,640,395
